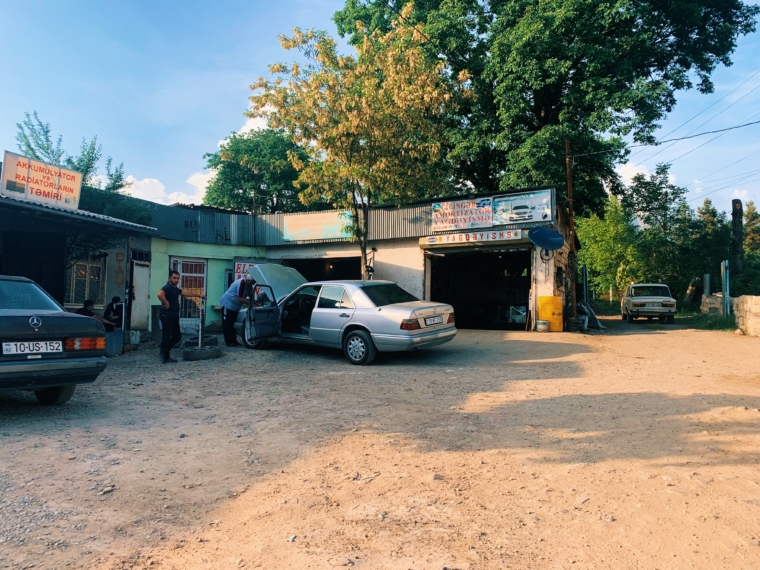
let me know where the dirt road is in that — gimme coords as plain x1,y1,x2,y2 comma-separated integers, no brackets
1,319,759,570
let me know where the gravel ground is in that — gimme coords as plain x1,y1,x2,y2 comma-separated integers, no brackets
1,319,759,570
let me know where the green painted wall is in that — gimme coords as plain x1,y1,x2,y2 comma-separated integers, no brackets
150,239,266,329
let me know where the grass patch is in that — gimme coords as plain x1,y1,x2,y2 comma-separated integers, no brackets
677,313,738,332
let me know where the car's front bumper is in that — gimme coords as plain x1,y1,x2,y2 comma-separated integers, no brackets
0,357,107,390
372,327,457,352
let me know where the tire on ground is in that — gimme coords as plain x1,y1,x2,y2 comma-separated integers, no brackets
626,312,635,323
667,315,675,324
342,329,377,365
182,335,219,348
35,385,76,405
242,323,267,349
183,345,223,361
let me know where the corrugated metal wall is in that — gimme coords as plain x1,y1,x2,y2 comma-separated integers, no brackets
150,190,558,247
151,204,255,245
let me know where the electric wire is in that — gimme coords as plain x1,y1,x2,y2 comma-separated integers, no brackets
665,110,760,164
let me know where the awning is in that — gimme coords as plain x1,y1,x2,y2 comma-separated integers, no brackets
0,194,158,236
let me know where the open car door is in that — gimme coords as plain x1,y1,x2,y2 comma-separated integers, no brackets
245,284,280,341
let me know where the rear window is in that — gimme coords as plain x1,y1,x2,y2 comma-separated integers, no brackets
361,283,418,307
0,280,62,311
631,286,671,297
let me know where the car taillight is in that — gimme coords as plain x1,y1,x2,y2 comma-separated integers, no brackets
662,302,675,307
447,313,455,324
65,337,105,351
400,319,421,330
633,303,644,307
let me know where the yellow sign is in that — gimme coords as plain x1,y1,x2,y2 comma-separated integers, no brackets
1,151,83,210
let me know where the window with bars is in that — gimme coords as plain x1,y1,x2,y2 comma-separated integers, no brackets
66,256,106,306
170,258,207,321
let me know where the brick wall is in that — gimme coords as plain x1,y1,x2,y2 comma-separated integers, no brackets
732,296,760,337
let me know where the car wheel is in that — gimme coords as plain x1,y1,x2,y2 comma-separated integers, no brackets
667,315,675,324
343,330,377,365
626,312,635,323
182,345,223,361
35,385,76,405
621,312,626,320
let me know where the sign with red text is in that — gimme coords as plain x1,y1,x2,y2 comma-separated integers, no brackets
420,229,522,247
431,197,492,232
1,151,83,210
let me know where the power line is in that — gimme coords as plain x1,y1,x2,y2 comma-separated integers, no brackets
684,147,760,186
569,118,760,158
666,110,760,164
688,173,760,202
686,167,760,187
630,70,760,161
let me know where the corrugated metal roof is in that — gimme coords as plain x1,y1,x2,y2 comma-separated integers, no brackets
150,203,255,245
0,194,158,234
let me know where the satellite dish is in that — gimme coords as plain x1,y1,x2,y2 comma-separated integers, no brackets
528,227,564,263
528,227,565,251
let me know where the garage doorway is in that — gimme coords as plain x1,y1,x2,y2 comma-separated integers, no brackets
284,257,361,282
429,249,532,330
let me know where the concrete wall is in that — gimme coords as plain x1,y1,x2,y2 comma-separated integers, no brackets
701,294,728,315
733,296,760,337
103,246,128,308
150,238,266,328
267,238,426,299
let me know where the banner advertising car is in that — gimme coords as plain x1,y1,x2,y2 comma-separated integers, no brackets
431,197,492,232
1,151,83,211
493,189,552,226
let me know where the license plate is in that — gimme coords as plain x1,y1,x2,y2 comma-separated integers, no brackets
645,303,660,307
2,341,62,355
425,315,444,326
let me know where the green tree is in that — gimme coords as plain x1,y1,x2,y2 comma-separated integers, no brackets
691,198,731,284
203,129,315,213
577,196,640,297
249,10,460,275
745,200,760,252
15,112,152,267
334,0,759,215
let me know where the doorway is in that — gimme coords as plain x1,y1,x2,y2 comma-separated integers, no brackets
284,257,361,282
429,249,532,330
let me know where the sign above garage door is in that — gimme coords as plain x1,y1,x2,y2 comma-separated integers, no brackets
421,229,522,248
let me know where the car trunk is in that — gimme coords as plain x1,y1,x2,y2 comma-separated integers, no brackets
0,310,103,362
390,301,454,332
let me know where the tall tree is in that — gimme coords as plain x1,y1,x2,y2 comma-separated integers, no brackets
334,0,759,215
15,112,152,267
692,198,731,283
745,200,760,252
249,9,460,275
576,196,640,296
203,129,315,214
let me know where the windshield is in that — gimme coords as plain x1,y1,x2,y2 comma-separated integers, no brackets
631,285,671,297
0,280,62,311
361,283,418,307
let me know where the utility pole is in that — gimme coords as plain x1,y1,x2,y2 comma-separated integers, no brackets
732,199,744,275
565,139,577,321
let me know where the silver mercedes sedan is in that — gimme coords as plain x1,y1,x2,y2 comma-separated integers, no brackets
234,267,456,365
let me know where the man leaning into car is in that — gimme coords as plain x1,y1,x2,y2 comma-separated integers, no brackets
156,270,205,363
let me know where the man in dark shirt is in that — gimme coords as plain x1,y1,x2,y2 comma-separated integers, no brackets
75,300,116,327
103,296,124,332
156,270,205,363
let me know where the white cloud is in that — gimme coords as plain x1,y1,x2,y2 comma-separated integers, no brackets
124,171,214,205
125,176,168,202
616,162,650,186
238,114,268,134
733,189,749,199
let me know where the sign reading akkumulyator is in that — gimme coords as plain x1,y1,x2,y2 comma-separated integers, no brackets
1,150,83,210
432,197,492,232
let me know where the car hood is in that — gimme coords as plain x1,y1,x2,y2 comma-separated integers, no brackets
247,264,307,302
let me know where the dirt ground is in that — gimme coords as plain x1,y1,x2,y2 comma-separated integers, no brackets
1,318,760,570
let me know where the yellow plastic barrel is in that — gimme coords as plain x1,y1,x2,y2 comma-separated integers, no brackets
538,296,563,331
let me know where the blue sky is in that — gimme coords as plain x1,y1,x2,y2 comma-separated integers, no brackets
0,0,758,214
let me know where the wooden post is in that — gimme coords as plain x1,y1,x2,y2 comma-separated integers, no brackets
565,139,577,319
732,199,743,274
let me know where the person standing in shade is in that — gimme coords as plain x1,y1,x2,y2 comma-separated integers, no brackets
103,296,124,332
219,273,255,346
156,270,205,363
